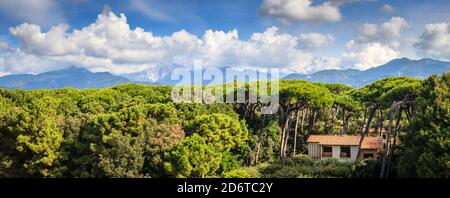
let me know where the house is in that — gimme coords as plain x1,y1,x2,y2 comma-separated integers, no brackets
368,127,397,148
306,135,383,161
368,127,388,140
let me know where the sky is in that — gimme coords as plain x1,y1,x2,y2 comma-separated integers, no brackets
0,0,449,81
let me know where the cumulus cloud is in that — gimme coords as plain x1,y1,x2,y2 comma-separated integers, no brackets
258,0,342,24
381,4,395,14
356,17,408,45
1,10,339,81
343,41,398,70
415,23,450,60
297,33,334,49
0,40,12,53
343,17,409,69
0,0,63,26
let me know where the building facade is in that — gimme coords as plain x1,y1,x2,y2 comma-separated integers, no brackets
306,135,383,161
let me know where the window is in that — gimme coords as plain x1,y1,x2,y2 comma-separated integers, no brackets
340,146,351,158
322,146,332,157
382,134,387,139
323,146,332,152
363,153,374,159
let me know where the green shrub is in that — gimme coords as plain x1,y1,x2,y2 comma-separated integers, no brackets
221,169,251,178
260,156,354,178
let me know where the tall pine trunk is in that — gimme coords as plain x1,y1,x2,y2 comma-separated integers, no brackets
386,107,403,178
344,113,351,134
293,110,300,155
356,107,377,160
280,110,290,160
380,102,401,178
255,115,266,165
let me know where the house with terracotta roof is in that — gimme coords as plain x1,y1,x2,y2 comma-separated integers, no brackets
306,135,383,161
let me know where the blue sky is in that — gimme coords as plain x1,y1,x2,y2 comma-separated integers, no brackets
0,0,449,81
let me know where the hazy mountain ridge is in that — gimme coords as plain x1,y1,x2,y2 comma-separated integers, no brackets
283,58,450,87
155,67,276,85
1,58,449,89
0,66,131,89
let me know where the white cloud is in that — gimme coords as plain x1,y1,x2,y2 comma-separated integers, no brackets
0,40,12,53
356,17,408,45
10,24,78,56
1,10,339,81
415,23,450,60
297,33,334,49
381,4,395,14
258,0,342,23
0,0,63,26
344,41,398,70
0,49,65,74
343,17,410,69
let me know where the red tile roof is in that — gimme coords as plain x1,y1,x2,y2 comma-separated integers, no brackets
307,135,383,150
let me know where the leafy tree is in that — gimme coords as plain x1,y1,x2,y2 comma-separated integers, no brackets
251,119,281,164
0,93,24,177
221,169,251,178
14,96,65,177
112,84,172,103
352,77,421,160
398,73,450,178
145,103,179,124
69,103,186,178
78,89,128,114
219,151,240,173
143,123,184,177
75,105,160,178
278,81,334,159
184,113,248,152
164,134,221,178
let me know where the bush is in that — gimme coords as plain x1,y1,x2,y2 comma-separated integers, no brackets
221,169,251,178
260,155,354,178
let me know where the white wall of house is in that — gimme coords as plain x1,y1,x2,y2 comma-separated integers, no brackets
350,146,358,161
307,143,320,159
332,146,340,159
308,143,362,161
317,145,359,161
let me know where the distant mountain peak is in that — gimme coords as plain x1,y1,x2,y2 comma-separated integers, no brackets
0,66,130,90
385,57,411,65
59,66,88,72
66,65,79,70
399,57,412,61
283,58,450,87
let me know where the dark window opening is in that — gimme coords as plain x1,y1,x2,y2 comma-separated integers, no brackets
323,146,332,152
322,146,332,157
340,146,351,158
363,153,374,159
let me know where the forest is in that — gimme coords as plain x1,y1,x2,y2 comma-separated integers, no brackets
0,72,448,178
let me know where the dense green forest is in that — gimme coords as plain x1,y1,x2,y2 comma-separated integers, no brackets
0,72,448,178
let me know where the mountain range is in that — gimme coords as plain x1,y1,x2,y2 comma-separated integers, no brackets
155,67,275,85
0,58,449,89
283,58,450,87
0,66,130,89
